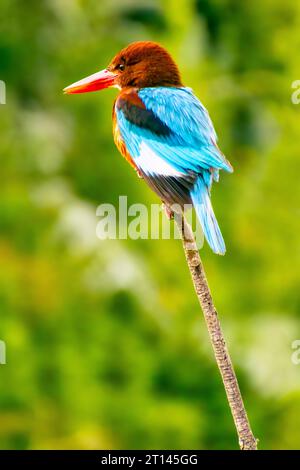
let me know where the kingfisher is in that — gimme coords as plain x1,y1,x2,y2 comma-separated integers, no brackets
64,41,233,254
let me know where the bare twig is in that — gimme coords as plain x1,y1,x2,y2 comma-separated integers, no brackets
174,212,258,450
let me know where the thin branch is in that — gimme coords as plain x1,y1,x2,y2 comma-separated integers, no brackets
174,212,258,450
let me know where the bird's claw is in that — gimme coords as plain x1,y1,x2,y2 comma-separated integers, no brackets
162,203,174,220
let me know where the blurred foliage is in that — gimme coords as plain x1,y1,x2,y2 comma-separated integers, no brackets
0,0,300,450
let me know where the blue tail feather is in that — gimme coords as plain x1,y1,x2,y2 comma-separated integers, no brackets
191,177,226,255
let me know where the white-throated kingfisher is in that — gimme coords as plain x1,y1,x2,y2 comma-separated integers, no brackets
64,41,233,254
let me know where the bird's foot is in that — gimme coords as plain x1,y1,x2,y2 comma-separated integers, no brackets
162,203,174,220
136,168,143,179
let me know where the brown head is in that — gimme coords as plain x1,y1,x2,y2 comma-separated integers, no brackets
64,41,182,94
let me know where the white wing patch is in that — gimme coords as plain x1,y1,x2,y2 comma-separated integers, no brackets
137,142,183,177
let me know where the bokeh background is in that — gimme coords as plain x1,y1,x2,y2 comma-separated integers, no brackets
0,0,299,450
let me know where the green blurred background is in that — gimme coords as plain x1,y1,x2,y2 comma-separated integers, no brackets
0,0,299,450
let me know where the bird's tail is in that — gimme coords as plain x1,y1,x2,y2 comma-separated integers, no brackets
190,176,226,255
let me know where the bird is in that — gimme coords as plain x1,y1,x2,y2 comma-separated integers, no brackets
64,41,233,254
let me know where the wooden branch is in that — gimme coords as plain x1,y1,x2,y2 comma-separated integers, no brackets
174,212,258,450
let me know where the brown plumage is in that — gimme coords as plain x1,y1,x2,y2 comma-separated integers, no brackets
107,41,183,89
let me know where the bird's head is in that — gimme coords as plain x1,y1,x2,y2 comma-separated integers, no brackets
63,41,182,94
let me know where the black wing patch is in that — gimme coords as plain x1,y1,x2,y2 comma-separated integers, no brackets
117,91,171,137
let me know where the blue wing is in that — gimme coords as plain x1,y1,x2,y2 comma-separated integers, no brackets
139,87,218,149
116,86,232,181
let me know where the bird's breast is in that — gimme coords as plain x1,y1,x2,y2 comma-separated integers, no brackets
112,106,137,170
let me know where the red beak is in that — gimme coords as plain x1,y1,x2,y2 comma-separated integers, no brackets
63,69,116,94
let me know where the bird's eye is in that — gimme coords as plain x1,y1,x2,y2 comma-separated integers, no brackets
117,63,125,71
